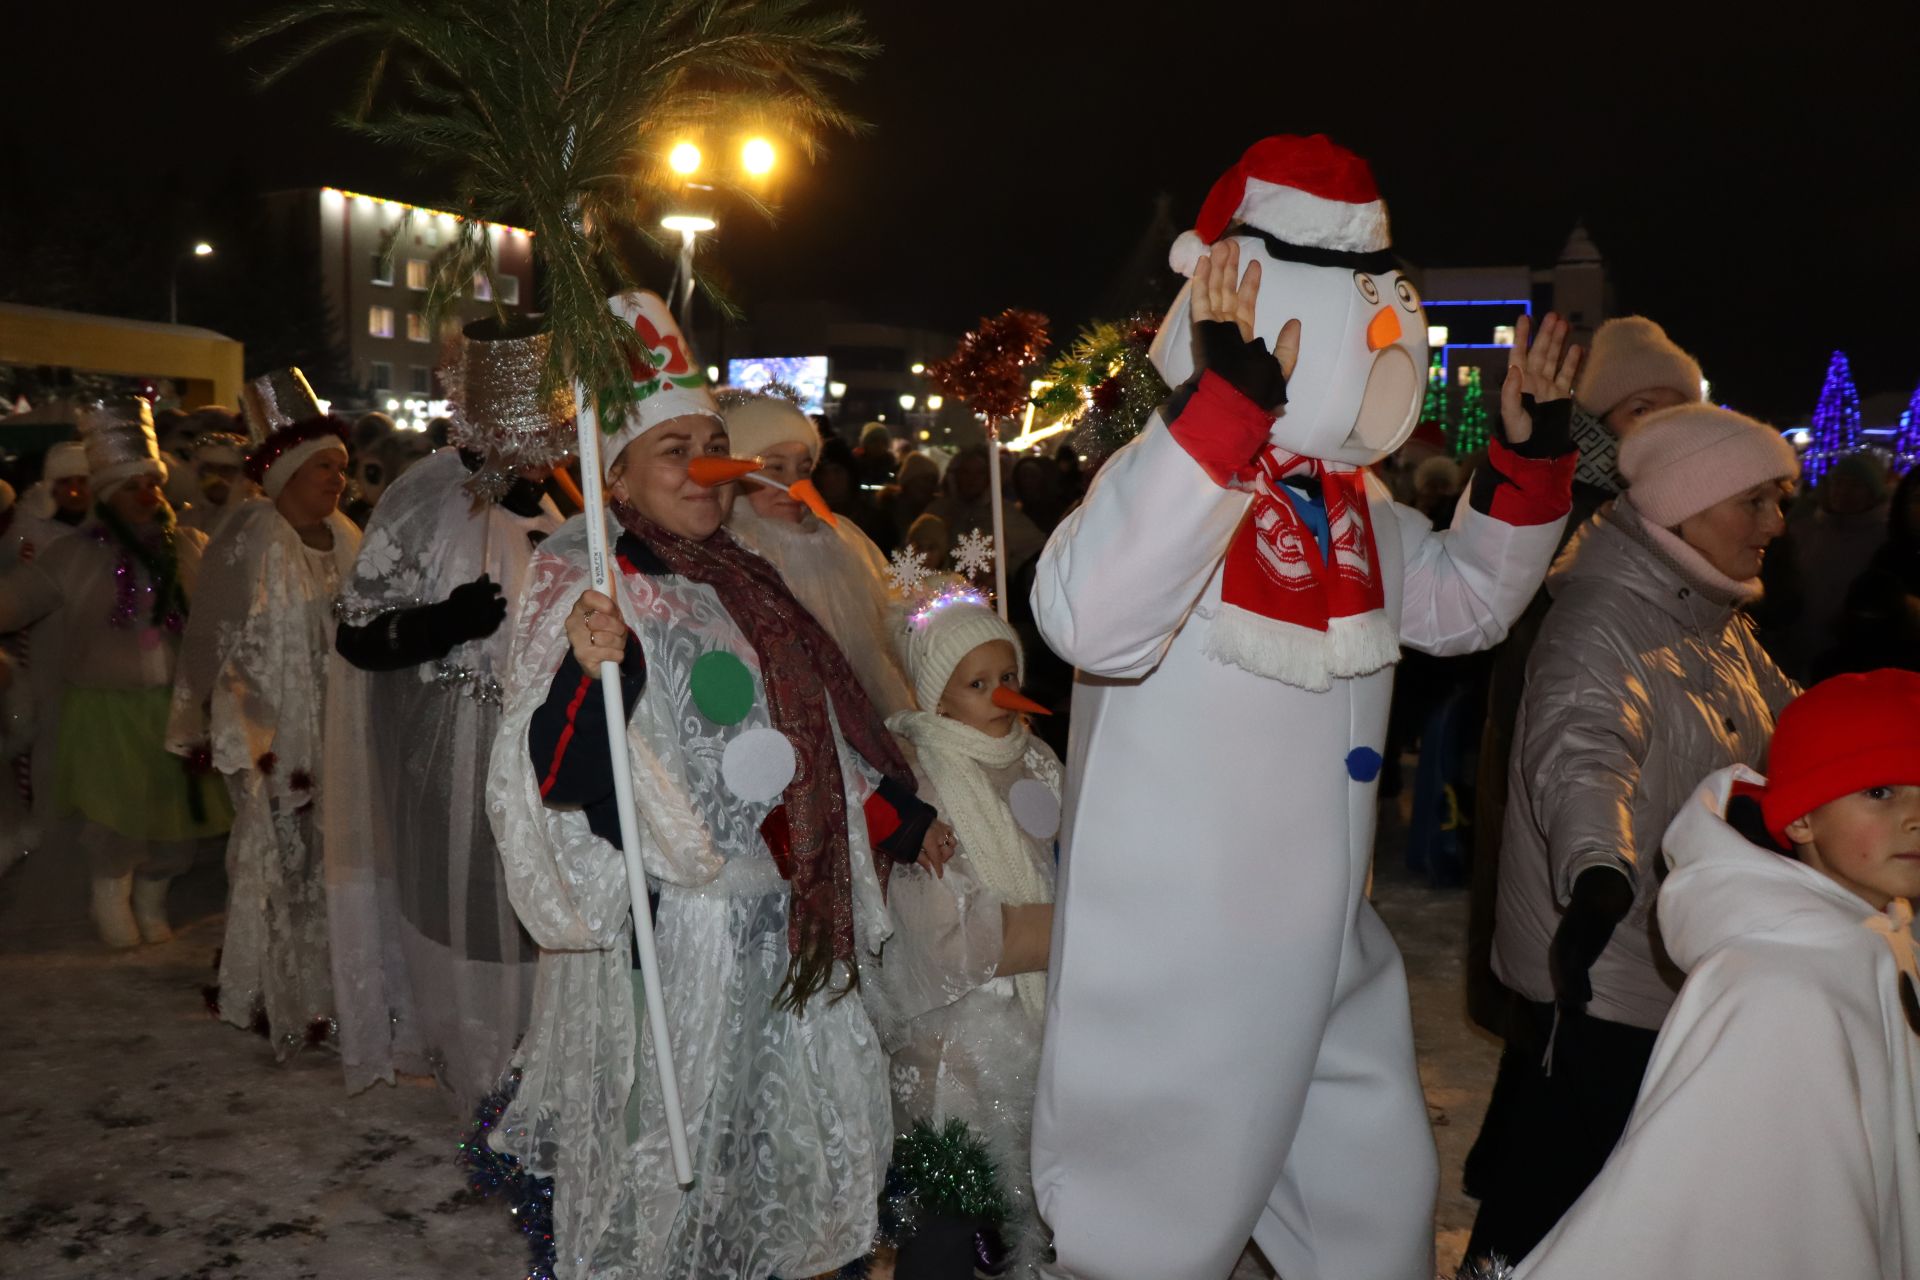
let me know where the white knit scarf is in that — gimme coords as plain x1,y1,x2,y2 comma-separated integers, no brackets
888,709,1054,1021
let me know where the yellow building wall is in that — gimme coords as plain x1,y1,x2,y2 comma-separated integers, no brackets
0,305,245,408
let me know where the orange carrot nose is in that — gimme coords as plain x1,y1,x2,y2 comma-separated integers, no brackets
1366,306,1402,352
787,478,838,528
687,456,762,488
991,687,1052,716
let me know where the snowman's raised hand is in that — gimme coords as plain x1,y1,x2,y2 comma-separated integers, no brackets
1498,312,1582,450
1190,240,1300,413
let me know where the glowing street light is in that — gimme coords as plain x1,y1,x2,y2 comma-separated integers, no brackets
741,137,776,177
661,213,718,333
668,142,702,176
899,394,916,411
926,395,944,411
192,241,213,257
170,241,215,324
829,381,848,400
910,362,925,374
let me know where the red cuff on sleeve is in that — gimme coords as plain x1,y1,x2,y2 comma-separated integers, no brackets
1480,438,1578,527
863,790,903,847
537,672,595,798
1167,370,1275,488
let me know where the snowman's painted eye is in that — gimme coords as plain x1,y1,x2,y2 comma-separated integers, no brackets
1353,273,1381,305
1395,278,1420,313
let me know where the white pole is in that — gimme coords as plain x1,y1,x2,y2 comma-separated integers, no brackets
572,390,695,1188
987,419,1009,620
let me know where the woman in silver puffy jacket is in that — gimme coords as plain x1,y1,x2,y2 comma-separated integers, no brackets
1467,405,1801,1267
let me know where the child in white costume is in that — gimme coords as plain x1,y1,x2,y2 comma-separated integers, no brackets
876,591,1060,1277
1494,670,1920,1280
1029,135,1581,1280
486,293,951,1280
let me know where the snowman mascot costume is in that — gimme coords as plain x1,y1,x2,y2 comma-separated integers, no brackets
1030,135,1581,1280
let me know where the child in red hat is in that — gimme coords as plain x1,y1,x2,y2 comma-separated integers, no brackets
1479,669,1920,1279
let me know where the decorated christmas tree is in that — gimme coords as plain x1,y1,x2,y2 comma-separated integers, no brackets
1450,366,1490,456
1419,351,1445,427
1030,314,1168,462
1895,377,1920,476
1805,350,1863,487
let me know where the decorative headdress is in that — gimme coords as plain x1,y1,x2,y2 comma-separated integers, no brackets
240,368,350,498
192,431,250,468
446,315,578,501
78,396,167,498
599,291,720,478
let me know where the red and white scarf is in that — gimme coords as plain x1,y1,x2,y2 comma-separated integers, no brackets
1204,446,1401,691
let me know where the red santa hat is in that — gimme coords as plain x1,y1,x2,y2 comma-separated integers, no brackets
1170,134,1391,277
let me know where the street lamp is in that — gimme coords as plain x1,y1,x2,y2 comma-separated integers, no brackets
668,142,702,176
169,241,214,325
898,394,916,411
741,137,776,178
660,214,716,333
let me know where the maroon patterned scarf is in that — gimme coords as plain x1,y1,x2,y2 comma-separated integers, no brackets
612,501,915,1011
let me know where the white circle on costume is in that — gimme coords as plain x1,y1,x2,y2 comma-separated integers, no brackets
722,728,797,803
1009,779,1060,840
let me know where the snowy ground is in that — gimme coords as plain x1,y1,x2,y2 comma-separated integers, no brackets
2,797,1497,1280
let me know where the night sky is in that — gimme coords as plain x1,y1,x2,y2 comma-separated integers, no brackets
7,0,1918,423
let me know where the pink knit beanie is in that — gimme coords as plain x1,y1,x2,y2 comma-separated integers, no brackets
1573,317,1704,417
1618,405,1799,527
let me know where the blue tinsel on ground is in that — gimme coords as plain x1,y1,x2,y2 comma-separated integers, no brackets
458,1070,558,1280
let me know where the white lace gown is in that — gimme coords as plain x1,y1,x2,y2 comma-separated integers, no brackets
326,448,559,1111
487,517,895,1280
167,499,361,1054
867,739,1061,1274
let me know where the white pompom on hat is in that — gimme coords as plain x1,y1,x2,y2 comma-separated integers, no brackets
720,392,820,464
1573,317,1704,418
600,290,721,478
1618,404,1799,528
1169,134,1391,277
897,595,1024,717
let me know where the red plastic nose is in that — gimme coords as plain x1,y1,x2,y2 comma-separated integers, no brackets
1366,307,1402,352
991,687,1052,716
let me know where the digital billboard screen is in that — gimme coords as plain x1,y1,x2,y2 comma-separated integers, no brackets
726,355,829,416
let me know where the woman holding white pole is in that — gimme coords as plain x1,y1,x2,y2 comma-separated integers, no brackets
487,292,952,1280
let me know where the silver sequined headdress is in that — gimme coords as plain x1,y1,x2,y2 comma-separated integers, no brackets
446,316,578,501
78,395,167,498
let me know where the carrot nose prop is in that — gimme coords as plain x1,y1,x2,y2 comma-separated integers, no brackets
685,456,839,528
991,687,1052,716
1366,306,1403,352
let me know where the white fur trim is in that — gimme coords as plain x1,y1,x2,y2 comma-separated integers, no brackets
91,458,167,500
1203,603,1400,690
1237,177,1390,253
1169,230,1210,278
262,435,347,499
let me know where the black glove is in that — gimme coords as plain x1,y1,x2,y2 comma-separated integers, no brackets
1548,866,1634,1012
1510,393,1574,459
425,574,508,651
1195,318,1288,414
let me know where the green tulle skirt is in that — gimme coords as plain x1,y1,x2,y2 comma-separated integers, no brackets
53,686,233,841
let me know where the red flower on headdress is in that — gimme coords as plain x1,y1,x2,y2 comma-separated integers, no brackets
631,314,692,376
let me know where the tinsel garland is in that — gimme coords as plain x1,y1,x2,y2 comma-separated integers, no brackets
1030,314,1169,461
928,310,1052,426
92,501,187,631
458,1071,557,1280
884,1118,1010,1239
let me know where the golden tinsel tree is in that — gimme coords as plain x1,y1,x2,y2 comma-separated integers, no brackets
236,0,876,428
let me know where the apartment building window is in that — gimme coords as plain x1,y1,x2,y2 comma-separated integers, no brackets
371,361,394,391
406,259,430,290
410,365,432,394
498,273,520,306
368,305,395,338
370,254,393,286
472,271,493,302
406,312,430,343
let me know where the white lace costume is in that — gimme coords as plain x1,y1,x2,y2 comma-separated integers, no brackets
326,447,559,1110
726,503,916,716
487,517,895,1280
870,712,1062,1275
168,498,361,1053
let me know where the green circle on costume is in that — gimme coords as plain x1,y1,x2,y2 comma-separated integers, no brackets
690,651,756,725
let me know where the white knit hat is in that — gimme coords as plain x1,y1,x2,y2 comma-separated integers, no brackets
1618,405,1799,527
600,290,720,478
1573,317,1704,418
897,595,1024,715
719,392,820,463
41,440,89,484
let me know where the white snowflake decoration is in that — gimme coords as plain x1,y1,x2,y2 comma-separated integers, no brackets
952,527,996,580
887,546,933,596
